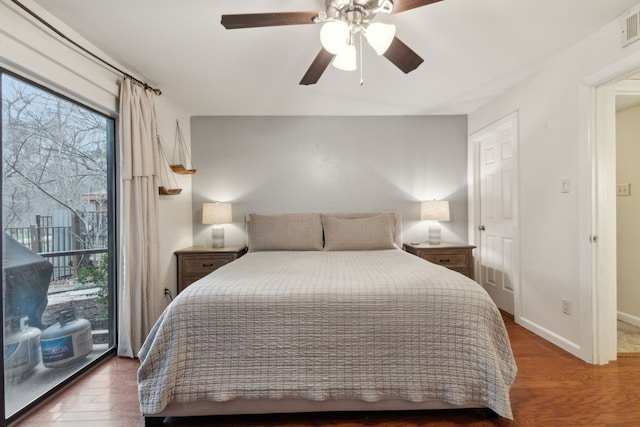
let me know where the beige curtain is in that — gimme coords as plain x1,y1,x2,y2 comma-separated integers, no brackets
117,78,160,358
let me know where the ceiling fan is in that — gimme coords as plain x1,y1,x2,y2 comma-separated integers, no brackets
221,0,443,85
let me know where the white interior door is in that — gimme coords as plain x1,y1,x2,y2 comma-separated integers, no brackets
472,114,518,315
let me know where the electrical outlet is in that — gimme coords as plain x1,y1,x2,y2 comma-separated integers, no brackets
562,298,571,315
616,183,630,196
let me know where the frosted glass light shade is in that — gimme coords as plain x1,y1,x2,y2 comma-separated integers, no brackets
365,23,396,55
320,21,350,54
202,202,232,225
332,44,357,71
420,200,450,221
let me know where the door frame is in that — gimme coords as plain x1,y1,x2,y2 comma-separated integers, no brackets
468,112,521,320
467,53,640,365
613,79,640,330
581,49,640,364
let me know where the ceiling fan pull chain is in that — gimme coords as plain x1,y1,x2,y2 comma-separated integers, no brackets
359,31,364,86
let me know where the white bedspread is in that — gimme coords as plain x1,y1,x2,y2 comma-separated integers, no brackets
138,250,516,418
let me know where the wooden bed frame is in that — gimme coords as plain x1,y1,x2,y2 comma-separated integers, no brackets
144,399,499,425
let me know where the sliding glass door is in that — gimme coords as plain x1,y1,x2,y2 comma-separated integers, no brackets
1,70,116,422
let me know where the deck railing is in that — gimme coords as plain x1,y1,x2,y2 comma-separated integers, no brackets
5,211,108,279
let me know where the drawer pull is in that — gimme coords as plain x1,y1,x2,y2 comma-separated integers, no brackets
439,259,450,263
202,263,215,267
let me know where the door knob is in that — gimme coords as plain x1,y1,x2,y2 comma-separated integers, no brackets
478,225,486,231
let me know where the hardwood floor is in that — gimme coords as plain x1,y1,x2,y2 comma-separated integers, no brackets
14,316,640,427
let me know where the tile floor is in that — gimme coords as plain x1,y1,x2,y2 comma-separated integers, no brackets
618,320,640,354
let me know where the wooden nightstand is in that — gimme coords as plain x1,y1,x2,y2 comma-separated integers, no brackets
403,242,476,279
175,246,247,293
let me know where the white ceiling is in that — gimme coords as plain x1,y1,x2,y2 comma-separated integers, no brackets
32,0,640,116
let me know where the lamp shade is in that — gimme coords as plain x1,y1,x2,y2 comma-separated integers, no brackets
420,200,450,221
320,21,350,54
364,23,396,55
202,202,232,225
332,43,357,71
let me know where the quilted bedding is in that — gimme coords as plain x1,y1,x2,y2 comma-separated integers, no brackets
138,249,516,418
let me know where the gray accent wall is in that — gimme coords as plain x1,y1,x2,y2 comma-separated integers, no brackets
190,115,468,247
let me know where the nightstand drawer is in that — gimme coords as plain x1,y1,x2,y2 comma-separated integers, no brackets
183,255,231,275
420,253,467,268
403,242,476,279
175,246,247,293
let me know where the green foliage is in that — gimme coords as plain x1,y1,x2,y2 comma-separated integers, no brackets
77,253,109,316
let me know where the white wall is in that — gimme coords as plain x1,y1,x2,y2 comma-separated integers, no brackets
468,5,640,361
616,105,640,324
190,116,469,248
155,102,193,300
0,0,192,314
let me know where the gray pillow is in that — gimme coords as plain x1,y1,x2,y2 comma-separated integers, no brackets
322,214,396,251
247,213,323,252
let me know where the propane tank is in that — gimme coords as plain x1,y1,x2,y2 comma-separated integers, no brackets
40,308,93,368
4,316,41,381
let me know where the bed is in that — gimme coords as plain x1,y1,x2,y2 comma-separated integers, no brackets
137,212,516,425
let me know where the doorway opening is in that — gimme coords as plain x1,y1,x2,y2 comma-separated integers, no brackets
586,48,640,364
614,77,640,355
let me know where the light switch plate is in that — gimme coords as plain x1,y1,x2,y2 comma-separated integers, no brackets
617,183,630,196
561,178,571,193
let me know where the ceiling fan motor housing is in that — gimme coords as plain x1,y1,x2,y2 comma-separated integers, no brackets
325,0,393,23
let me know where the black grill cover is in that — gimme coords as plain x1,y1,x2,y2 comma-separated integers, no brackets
3,233,53,329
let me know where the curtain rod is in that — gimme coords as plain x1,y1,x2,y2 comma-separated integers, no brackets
11,0,162,96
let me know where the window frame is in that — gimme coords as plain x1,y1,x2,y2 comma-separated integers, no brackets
0,67,118,424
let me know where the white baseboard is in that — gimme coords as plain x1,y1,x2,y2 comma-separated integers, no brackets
516,316,584,360
617,311,640,328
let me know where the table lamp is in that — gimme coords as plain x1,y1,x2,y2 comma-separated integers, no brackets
202,202,232,248
421,200,450,245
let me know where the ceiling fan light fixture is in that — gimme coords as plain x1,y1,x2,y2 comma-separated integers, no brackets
376,0,394,14
365,22,396,55
320,21,350,54
332,43,357,71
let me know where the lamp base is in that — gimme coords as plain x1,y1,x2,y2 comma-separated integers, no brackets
427,223,441,245
211,227,225,248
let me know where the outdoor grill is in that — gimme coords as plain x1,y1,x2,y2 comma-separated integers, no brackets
3,233,53,329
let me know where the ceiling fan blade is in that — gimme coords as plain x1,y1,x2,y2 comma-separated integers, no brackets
300,48,335,85
383,36,424,74
221,12,320,29
391,0,444,14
